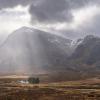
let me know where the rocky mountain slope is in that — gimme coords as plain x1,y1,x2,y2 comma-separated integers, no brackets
69,35,100,75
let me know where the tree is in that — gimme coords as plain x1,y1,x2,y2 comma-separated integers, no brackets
28,77,40,84
35,78,40,84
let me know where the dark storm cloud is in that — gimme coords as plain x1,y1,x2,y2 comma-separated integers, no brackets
0,0,34,9
29,0,97,24
29,0,72,23
0,0,99,24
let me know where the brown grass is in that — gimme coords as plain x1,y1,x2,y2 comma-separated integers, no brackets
0,78,100,100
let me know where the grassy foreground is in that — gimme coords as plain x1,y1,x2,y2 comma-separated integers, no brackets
0,78,100,100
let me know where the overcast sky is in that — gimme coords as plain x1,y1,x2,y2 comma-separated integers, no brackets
0,0,100,39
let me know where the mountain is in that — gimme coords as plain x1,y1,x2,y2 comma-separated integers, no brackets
1,27,100,80
69,35,100,75
0,27,74,74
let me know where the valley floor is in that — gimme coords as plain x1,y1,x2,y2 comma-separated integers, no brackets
0,78,100,100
